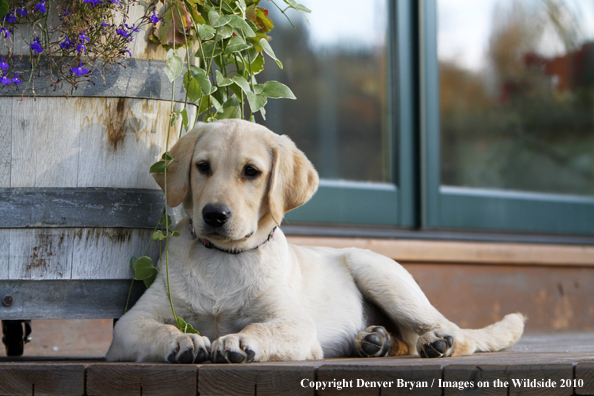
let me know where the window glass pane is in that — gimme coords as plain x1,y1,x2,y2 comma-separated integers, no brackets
438,0,594,196
257,0,392,183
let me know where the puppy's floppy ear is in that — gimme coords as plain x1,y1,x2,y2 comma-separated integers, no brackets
268,134,319,224
153,125,205,207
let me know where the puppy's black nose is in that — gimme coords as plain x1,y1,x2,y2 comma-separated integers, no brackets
202,204,231,227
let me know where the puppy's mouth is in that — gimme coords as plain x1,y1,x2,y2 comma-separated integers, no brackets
200,226,254,242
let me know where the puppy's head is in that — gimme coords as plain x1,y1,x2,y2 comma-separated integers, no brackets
153,119,318,249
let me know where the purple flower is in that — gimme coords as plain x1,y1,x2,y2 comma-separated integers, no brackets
35,1,46,13
17,8,27,16
116,28,131,38
76,43,87,53
83,0,104,6
101,21,110,27
60,34,74,49
110,0,121,3
30,37,43,54
71,63,89,76
1,28,10,38
149,8,160,24
4,12,17,23
125,23,139,33
1,74,11,85
79,31,90,42
125,49,132,57
11,74,22,85
0,59,8,70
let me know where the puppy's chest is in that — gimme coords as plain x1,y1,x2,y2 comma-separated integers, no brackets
175,256,268,322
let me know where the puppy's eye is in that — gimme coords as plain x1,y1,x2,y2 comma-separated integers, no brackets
244,165,260,178
197,161,210,174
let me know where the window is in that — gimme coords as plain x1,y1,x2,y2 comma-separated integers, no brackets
259,0,415,227
423,0,594,235
262,0,594,238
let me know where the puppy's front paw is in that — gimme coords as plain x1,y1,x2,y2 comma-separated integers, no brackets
211,334,258,364
165,333,211,364
417,331,454,358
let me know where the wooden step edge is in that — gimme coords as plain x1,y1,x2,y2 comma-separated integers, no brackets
286,236,594,267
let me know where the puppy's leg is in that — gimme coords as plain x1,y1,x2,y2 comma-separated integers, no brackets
344,249,524,358
210,290,323,363
106,276,210,363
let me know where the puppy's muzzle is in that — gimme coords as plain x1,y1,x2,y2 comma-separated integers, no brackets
202,204,232,227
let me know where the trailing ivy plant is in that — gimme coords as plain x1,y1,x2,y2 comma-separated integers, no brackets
128,0,309,334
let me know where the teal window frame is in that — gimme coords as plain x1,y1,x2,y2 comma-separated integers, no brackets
285,0,418,228
420,0,594,235
285,0,594,237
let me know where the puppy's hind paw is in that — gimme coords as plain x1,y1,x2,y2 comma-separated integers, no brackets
356,326,391,358
417,332,454,358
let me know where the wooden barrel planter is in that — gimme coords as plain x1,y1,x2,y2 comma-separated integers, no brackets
0,8,194,325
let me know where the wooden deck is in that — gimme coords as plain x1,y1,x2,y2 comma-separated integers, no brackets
0,333,593,396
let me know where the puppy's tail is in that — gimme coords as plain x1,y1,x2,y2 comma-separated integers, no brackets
462,313,526,353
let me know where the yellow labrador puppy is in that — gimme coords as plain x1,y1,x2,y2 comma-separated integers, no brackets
106,119,524,363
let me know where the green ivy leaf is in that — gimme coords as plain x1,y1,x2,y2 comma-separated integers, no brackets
211,14,233,28
218,96,241,119
181,108,189,130
133,256,159,280
259,39,283,69
197,23,216,40
149,161,167,174
283,0,312,13
144,271,158,288
161,152,175,161
185,75,202,102
189,67,212,94
207,10,220,26
261,81,296,99
225,36,252,54
228,15,256,37
197,41,223,58
216,70,233,87
0,0,9,19
232,75,251,94
158,211,172,226
249,53,265,75
129,256,138,272
246,91,267,113
214,25,234,41
176,317,200,334
165,49,183,82
152,230,166,241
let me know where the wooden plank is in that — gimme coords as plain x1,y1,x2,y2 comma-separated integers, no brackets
198,365,315,396
0,188,163,228
0,363,85,396
75,98,176,189
286,237,594,267
9,229,73,280
0,229,9,279
0,98,11,187
507,364,574,396
71,228,159,280
10,97,81,188
316,364,442,396
86,363,197,396
443,365,508,396
575,362,594,395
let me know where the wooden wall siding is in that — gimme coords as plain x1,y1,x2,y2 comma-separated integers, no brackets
405,263,594,332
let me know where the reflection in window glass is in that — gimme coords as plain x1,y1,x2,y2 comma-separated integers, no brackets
439,0,594,196
257,0,392,182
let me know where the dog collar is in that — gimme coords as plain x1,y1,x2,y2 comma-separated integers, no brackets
188,219,277,254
